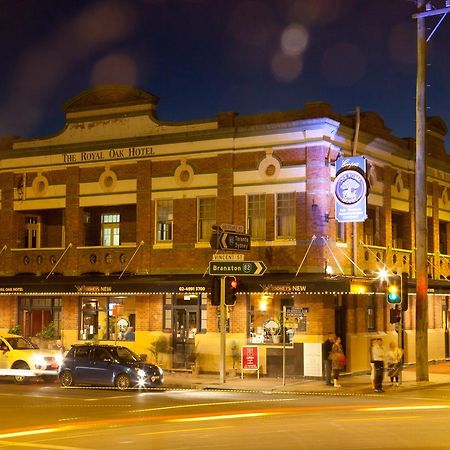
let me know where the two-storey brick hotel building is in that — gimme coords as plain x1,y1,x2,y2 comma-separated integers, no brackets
1,84,450,376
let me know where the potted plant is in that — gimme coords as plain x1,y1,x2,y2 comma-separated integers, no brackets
229,340,240,377
35,321,56,349
188,342,200,376
149,335,170,368
8,324,21,335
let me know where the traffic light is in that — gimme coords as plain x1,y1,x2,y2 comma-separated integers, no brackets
387,276,401,304
401,272,409,311
389,306,401,324
225,276,238,306
211,276,220,306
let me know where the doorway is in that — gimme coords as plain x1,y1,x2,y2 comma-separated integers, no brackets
172,304,199,369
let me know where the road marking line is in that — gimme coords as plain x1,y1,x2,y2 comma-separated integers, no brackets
131,397,297,413
139,425,233,436
336,415,421,422
0,439,86,450
168,412,275,423
358,405,450,411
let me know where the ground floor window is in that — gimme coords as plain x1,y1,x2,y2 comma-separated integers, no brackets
18,297,61,338
248,294,296,345
80,296,135,341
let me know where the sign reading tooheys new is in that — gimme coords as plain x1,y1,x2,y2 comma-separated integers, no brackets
334,156,368,223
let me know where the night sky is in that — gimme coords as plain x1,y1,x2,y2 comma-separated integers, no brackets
0,0,449,150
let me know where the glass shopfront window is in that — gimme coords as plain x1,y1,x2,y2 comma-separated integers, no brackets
79,297,135,341
18,297,61,338
248,294,296,345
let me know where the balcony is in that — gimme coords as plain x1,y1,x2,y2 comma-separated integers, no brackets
7,243,141,277
361,244,412,277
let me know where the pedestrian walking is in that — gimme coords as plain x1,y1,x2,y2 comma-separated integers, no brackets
369,338,377,390
323,332,335,386
372,338,385,392
387,341,403,386
330,336,345,388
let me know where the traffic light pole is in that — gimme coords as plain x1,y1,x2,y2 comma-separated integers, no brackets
219,275,226,384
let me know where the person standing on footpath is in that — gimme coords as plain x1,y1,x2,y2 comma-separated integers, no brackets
372,338,385,392
369,338,377,390
323,332,335,386
330,336,345,388
387,341,403,386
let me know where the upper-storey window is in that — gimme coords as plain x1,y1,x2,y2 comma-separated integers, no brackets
391,212,403,249
101,213,120,246
156,200,173,242
336,221,346,243
439,221,448,255
198,197,216,242
25,215,41,248
364,207,380,246
276,192,296,239
247,194,266,240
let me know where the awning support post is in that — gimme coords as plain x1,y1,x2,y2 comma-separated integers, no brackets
46,243,72,279
119,241,144,279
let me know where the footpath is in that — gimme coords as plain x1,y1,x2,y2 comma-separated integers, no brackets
162,361,450,395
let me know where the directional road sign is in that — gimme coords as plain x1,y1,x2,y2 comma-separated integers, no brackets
218,232,251,251
208,260,267,276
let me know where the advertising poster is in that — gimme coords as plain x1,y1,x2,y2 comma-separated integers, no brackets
241,345,259,370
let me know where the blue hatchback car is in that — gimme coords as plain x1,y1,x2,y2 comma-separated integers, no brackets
58,344,163,390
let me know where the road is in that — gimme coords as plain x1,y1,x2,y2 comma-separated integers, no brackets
1,379,450,449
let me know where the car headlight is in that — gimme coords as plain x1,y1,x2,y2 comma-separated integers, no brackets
56,354,63,366
32,354,46,368
136,368,146,378
158,367,163,376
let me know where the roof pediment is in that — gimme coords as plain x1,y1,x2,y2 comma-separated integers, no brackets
63,85,159,113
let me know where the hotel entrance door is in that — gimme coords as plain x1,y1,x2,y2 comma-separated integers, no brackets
172,307,198,369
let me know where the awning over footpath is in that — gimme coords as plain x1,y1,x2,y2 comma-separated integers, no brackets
0,273,381,296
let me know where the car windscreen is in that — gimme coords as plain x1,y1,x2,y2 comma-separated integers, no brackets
5,337,39,350
114,347,141,363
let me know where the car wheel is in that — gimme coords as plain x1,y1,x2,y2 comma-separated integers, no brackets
60,371,74,387
115,373,130,391
12,361,30,385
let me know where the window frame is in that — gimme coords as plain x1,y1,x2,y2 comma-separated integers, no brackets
101,213,120,246
247,193,266,240
197,197,216,242
275,192,296,240
156,199,173,242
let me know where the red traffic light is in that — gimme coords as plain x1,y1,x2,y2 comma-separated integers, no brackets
225,276,238,306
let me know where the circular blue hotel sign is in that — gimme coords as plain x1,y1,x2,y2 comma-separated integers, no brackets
334,169,367,206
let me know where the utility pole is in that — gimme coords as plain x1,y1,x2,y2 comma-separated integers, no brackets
415,0,429,382
413,0,450,381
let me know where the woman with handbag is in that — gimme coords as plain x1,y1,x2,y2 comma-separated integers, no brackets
330,336,346,388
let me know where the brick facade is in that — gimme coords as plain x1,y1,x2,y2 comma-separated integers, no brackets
0,85,450,374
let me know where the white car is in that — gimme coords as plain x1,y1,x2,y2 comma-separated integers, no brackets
0,334,63,384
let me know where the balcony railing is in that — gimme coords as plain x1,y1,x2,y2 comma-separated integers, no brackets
6,244,140,276
361,243,450,281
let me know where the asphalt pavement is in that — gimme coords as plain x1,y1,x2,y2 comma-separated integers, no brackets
162,361,450,394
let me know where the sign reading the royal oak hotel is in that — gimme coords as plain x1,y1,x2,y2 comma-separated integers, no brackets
334,156,369,223
63,146,155,164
